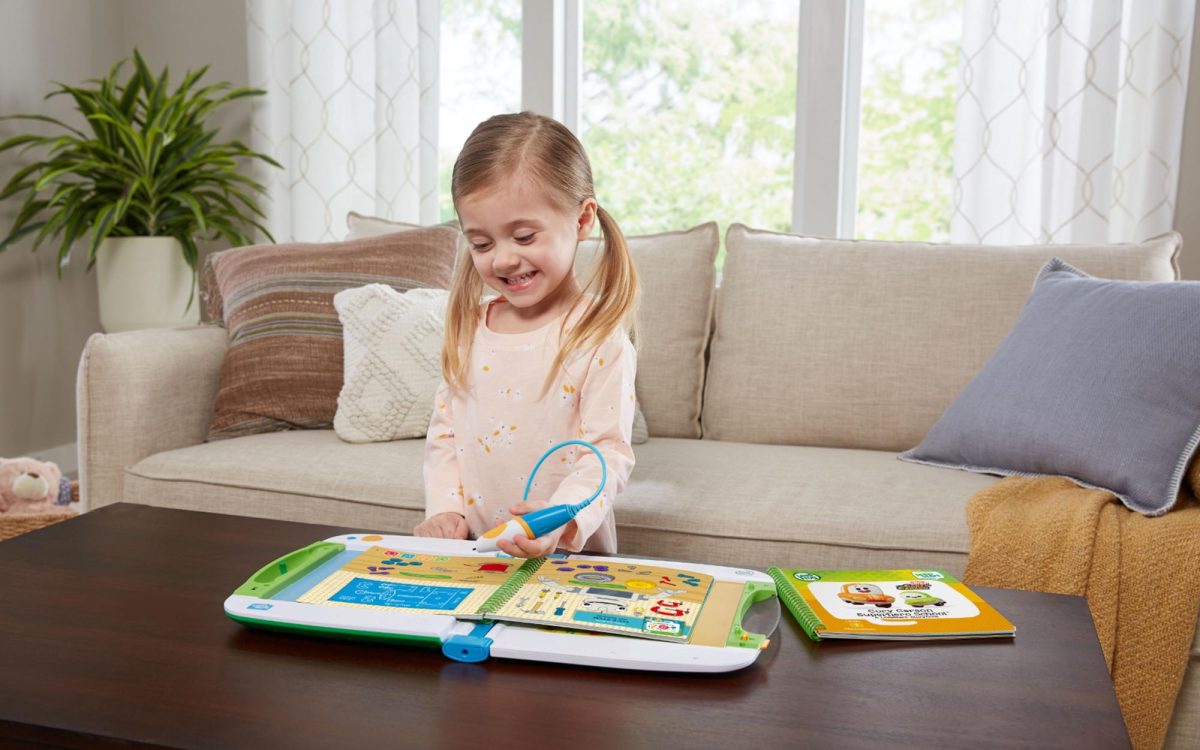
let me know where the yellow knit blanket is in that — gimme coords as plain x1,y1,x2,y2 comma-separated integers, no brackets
965,472,1200,750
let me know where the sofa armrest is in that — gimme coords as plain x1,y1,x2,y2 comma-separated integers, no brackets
77,325,228,510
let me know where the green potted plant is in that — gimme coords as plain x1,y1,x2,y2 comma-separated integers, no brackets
0,49,279,331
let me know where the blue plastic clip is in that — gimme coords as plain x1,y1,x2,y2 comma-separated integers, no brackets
442,622,497,663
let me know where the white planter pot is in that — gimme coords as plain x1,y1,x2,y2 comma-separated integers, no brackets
96,237,200,332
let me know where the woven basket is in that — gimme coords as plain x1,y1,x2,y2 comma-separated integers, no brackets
0,480,80,542
0,509,77,541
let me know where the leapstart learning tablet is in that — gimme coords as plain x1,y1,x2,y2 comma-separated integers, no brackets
224,534,778,672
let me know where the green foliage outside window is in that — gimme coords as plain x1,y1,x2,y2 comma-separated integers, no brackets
582,0,798,269
856,0,959,242
437,0,961,267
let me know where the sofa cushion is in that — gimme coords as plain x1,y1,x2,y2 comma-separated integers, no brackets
124,431,994,567
344,210,460,240
612,438,997,566
577,222,719,439
200,229,458,439
124,430,425,529
901,258,1200,516
703,224,1181,450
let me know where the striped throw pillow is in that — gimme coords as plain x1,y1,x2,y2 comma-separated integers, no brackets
201,228,458,440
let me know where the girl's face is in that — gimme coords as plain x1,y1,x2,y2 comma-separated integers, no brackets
458,175,597,321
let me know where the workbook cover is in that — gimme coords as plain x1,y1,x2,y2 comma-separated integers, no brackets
295,545,715,642
766,568,1015,641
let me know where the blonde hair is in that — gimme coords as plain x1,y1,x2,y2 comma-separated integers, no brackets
442,111,639,399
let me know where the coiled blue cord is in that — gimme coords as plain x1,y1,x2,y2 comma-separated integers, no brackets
521,439,608,512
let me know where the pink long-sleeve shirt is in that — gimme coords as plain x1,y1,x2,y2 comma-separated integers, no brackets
423,297,637,553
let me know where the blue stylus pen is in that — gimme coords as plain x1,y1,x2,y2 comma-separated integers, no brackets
473,440,607,553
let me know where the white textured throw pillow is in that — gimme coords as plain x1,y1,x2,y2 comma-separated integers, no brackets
334,285,449,442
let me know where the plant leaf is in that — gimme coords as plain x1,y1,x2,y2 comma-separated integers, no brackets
0,220,47,252
169,191,207,235
0,112,88,140
87,202,119,265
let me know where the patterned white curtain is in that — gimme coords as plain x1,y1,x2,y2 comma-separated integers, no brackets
247,0,440,243
952,0,1194,243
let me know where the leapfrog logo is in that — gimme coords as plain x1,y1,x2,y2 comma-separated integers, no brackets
792,572,821,582
911,571,944,580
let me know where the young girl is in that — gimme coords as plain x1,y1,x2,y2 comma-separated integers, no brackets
414,111,640,558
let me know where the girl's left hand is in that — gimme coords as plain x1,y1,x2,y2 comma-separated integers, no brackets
495,500,576,558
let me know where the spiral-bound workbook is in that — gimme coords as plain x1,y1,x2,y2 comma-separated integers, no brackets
767,567,1015,641
295,545,717,642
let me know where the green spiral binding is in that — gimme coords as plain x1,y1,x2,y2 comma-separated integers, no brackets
767,567,826,641
477,557,548,616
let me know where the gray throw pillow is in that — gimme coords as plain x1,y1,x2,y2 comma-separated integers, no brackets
899,258,1200,516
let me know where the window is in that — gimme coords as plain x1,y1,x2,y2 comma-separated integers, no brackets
440,0,963,255
580,0,799,267
438,0,522,223
855,0,961,241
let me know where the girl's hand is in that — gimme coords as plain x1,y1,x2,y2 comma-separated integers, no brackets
495,501,577,558
414,512,469,539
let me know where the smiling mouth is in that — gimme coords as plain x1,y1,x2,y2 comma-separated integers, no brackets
502,271,538,287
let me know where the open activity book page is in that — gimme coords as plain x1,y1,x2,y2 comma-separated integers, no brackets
295,545,716,643
767,568,1016,641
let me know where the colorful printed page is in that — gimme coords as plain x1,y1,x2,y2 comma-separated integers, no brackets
484,557,715,643
296,546,531,617
768,568,1015,641
294,547,719,642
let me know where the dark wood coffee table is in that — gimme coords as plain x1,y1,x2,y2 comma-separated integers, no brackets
0,504,1129,749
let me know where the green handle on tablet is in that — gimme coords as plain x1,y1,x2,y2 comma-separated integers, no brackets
233,541,345,599
727,581,778,649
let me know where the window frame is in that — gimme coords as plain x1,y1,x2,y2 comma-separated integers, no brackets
521,0,582,133
520,0,864,239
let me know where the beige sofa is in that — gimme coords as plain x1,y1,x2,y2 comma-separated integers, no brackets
77,222,1197,748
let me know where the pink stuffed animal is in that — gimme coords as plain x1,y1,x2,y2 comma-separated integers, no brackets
0,457,70,515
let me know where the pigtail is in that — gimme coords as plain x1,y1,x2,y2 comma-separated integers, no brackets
591,205,640,347
441,234,486,392
539,204,640,399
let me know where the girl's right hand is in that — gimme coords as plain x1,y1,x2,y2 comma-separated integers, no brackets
414,512,469,539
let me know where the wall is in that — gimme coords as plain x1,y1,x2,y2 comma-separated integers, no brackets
0,0,248,464
0,0,123,462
